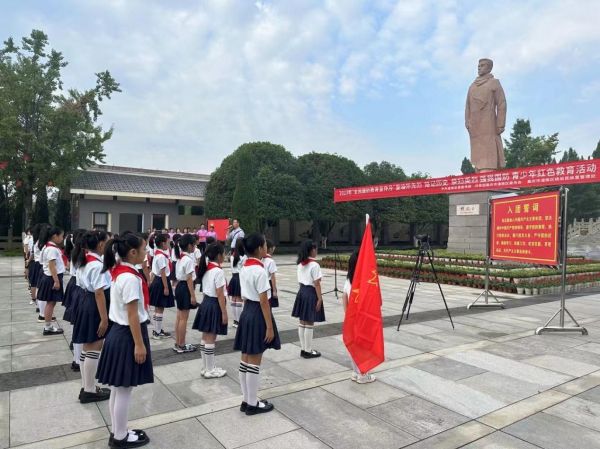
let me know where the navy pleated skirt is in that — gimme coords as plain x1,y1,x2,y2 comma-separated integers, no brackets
269,280,279,308
96,322,154,388
62,276,77,306
37,273,64,302
192,296,228,335
72,289,112,344
227,273,241,297
63,283,85,324
292,284,325,322
234,300,281,355
149,276,175,308
169,261,177,282
29,261,42,288
174,281,194,310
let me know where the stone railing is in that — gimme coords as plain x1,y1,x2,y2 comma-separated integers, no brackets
568,218,600,240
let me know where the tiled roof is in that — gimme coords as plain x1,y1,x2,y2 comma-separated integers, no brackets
71,165,208,199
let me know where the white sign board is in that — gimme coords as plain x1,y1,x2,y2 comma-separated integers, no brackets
457,204,480,216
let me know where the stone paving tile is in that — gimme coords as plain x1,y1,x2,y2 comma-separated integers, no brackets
580,386,600,404
275,388,417,449
369,395,470,439
412,356,486,381
504,412,600,449
379,366,505,418
321,378,409,409
278,356,348,380
403,421,495,449
11,348,73,371
575,342,600,355
238,429,331,449
545,396,600,432
523,354,600,377
461,431,541,448
167,375,241,408
9,380,106,446
0,348,10,375
198,406,298,449
458,372,545,404
447,350,573,387
0,392,8,449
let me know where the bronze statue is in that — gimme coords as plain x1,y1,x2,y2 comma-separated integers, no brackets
465,58,507,172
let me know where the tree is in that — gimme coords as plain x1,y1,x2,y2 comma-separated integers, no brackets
504,119,559,168
231,148,259,232
32,184,49,224
0,183,8,235
560,147,580,163
593,140,600,159
460,157,476,174
0,30,120,226
297,152,364,242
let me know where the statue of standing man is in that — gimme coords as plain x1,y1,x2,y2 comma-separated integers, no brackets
465,58,507,172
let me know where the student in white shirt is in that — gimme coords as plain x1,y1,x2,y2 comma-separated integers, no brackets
149,233,175,340
292,240,325,359
192,242,228,378
28,224,45,314
169,233,182,288
173,234,198,353
71,230,112,403
96,233,152,448
37,226,66,335
228,239,246,327
263,240,279,308
342,249,376,384
233,233,280,416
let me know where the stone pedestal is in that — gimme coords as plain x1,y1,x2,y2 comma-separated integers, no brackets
447,192,492,255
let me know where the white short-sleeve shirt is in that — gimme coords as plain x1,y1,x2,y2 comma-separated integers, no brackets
151,250,171,277
297,259,322,286
109,262,149,325
240,259,270,302
230,254,246,274
201,266,226,297
79,253,110,292
263,256,277,280
170,247,178,262
27,238,34,254
176,254,196,281
343,279,352,297
193,247,202,265
42,244,66,275
33,242,42,262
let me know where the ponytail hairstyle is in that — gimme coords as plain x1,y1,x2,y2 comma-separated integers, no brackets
66,229,86,261
154,232,168,249
70,230,85,268
297,240,317,265
170,233,182,251
36,224,49,249
242,232,266,258
266,239,275,253
38,225,63,249
64,233,75,260
76,230,109,268
102,233,144,273
148,234,155,249
197,242,225,288
175,233,195,259
31,224,42,243
347,249,360,283
233,238,245,267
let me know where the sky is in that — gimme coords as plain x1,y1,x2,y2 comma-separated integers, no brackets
1,0,599,178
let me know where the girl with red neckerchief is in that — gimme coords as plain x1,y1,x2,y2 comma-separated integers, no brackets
148,233,174,340
172,234,198,353
37,226,67,335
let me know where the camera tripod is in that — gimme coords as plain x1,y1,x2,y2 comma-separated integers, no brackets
397,238,454,330
322,246,341,299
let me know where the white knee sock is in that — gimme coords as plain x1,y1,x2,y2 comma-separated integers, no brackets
350,358,361,375
304,325,314,353
38,300,46,316
298,325,306,351
109,387,116,433
246,363,260,407
73,343,82,364
112,386,133,441
83,351,100,393
200,340,206,370
239,362,248,403
233,302,242,321
80,350,87,388
204,343,215,371
154,313,163,333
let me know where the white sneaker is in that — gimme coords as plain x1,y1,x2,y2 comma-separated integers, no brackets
351,372,360,382
203,367,227,379
356,373,376,384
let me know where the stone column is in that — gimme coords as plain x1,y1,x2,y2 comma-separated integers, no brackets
447,191,491,255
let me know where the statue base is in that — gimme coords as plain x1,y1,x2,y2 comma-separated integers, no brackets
446,192,492,255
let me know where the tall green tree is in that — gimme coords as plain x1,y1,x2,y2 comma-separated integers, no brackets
0,30,120,226
460,157,476,174
593,140,600,159
297,152,364,242
231,148,259,232
504,119,559,168
32,184,49,224
0,183,8,235
560,147,581,163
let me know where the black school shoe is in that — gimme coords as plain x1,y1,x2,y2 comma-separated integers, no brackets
80,387,111,403
301,350,321,359
70,361,80,372
109,432,150,448
42,327,64,335
245,400,274,416
240,401,248,412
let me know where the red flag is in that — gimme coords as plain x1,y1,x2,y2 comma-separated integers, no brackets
343,219,385,374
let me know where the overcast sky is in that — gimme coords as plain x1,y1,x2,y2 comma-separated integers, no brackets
2,0,599,177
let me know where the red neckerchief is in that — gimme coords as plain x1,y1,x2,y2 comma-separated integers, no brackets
207,262,221,271
111,264,150,310
85,252,102,264
264,254,272,259
154,249,173,272
245,258,264,268
46,242,68,266
300,257,317,266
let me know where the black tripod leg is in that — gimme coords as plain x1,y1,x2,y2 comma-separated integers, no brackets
427,252,454,329
406,253,423,320
397,278,415,330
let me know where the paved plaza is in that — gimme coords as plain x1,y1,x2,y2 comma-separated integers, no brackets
1,255,600,448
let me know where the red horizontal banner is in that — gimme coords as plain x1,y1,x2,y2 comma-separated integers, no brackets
490,191,560,265
334,159,600,202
